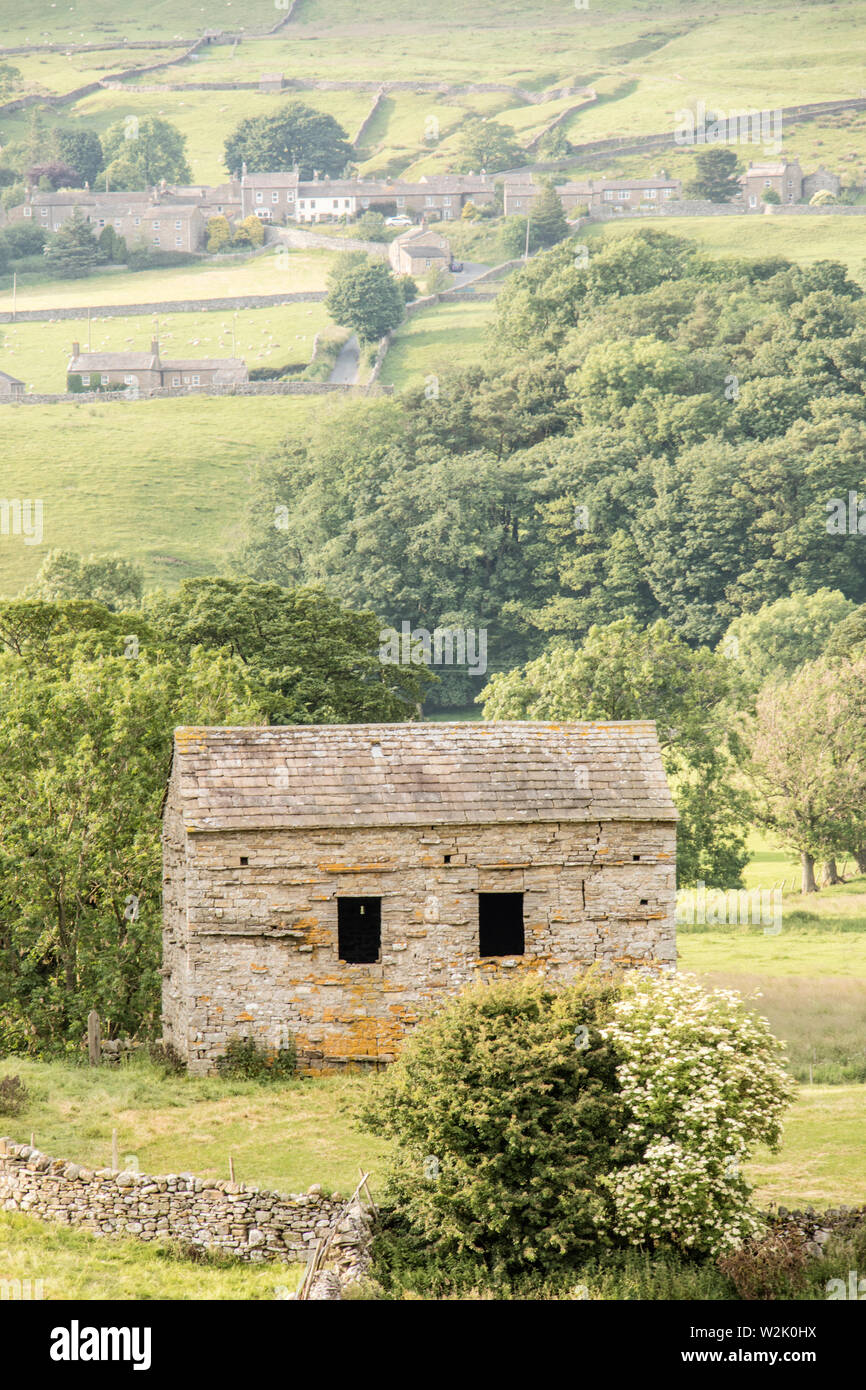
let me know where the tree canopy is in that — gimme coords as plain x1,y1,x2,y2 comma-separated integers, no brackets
224,102,354,178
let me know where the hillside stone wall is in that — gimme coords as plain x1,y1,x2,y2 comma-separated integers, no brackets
0,1137,372,1282
0,290,325,326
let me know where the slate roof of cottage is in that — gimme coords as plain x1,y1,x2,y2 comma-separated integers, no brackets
0,370,24,385
171,722,677,832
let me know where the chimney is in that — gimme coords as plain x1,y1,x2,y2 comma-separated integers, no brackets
151,338,159,357
72,340,80,356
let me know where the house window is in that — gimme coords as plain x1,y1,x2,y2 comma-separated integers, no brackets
646,188,657,199
175,236,182,246
172,375,181,386
764,179,771,188
81,374,90,385
255,191,263,203
175,219,182,229
114,218,122,227
299,200,305,208
344,199,350,208
749,194,757,207
603,190,614,201
361,197,370,208
663,188,673,198
153,236,160,245
286,194,294,203
443,196,452,206
338,897,381,963
41,207,49,216
272,192,279,203
216,205,223,213
124,374,134,384
134,216,140,226
333,199,339,208
425,195,435,206
618,190,630,200
425,258,431,268
478,893,525,957
396,197,405,207
152,220,160,229
192,374,200,385
23,207,31,217
100,374,109,385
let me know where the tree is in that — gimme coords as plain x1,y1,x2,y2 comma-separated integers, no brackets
100,116,191,190
480,619,750,887
97,224,127,263
394,273,419,304
224,102,353,179
684,147,741,202
206,214,233,252
762,187,781,205
26,161,82,191
20,551,144,612
744,654,866,891
144,577,428,723
454,117,522,174
0,637,265,1052
43,209,104,279
530,180,570,247
720,589,856,693
360,976,634,1290
325,256,405,342
54,127,104,187
231,214,265,248
0,63,21,98
354,210,388,242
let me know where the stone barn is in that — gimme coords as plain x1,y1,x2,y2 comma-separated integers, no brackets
161,722,677,1073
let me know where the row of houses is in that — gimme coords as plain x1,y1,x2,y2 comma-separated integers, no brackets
0,158,842,258
66,337,248,393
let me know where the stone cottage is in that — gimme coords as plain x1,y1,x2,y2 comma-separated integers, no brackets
161,722,678,1073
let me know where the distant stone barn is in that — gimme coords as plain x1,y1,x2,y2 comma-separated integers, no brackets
161,722,677,1073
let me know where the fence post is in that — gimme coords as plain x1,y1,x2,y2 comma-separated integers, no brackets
87,1010,101,1066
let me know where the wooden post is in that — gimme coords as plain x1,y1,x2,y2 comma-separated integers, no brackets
229,1155,235,1182
112,1128,119,1171
87,1011,101,1066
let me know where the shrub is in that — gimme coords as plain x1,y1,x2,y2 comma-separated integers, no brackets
0,1074,29,1117
214,1035,297,1082
718,1227,811,1300
600,972,795,1257
359,975,634,1288
148,1041,186,1076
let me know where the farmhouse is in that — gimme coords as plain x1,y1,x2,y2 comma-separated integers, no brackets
161,721,678,1074
67,338,248,394
5,190,207,250
388,225,451,276
502,175,682,217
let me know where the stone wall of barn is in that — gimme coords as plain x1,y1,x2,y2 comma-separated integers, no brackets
162,816,676,1074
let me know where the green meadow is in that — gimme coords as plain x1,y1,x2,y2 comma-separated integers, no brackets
0,394,317,594
378,296,496,392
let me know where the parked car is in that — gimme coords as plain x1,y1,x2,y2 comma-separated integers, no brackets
386,215,413,226
450,259,464,272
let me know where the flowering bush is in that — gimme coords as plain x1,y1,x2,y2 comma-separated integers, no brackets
600,973,795,1256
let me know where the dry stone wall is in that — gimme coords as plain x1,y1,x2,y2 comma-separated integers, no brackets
0,1137,373,1282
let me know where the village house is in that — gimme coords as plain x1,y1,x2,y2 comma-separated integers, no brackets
66,338,248,395
5,189,207,251
0,369,25,400
502,174,682,217
161,721,678,1073
739,159,841,208
238,169,497,224
388,225,451,276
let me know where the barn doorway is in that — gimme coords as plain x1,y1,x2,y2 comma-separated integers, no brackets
338,897,381,963
478,892,525,956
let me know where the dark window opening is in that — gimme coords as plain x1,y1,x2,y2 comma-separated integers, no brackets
640,898,648,905
478,893,524,957
239,856,249,866
338,897,381,963
633,855,641,861
444,854,452,864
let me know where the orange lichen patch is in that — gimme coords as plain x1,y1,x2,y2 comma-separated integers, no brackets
293,915,319,930
196,996,210,1003
235,1012,254,1022
250,964,268,973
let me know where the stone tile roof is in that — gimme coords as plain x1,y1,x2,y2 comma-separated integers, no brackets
68,352,159,371
171,722,677,832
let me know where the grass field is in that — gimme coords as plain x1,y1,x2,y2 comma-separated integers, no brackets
585,214,866,280
0,300,330,392
378,296,496,391
0,393,318,594
0,247,333,312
